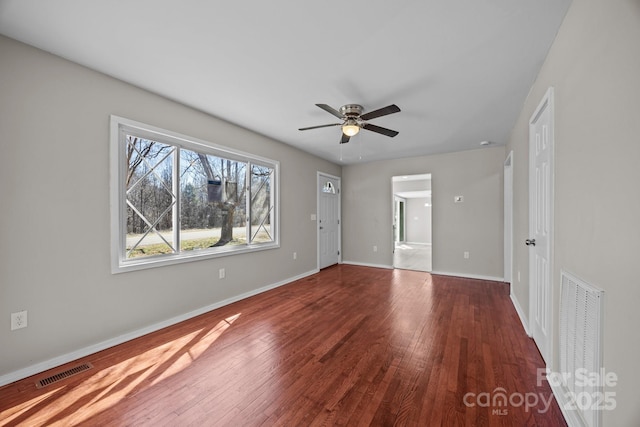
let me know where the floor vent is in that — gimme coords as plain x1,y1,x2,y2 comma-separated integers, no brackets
36,362,93,389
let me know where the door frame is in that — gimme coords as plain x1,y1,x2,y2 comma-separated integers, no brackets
317,171,342,270
391,174,432,270
504,151,513,283
528,87,555,367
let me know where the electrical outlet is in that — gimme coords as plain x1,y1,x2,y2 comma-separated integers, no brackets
373,245,378,252
11,310,27,330
219,268,225,279
518,271,521,282
293,252,297,260
464,251,470,259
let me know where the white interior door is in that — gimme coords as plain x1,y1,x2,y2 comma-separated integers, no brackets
528,88,554,365
318,174,340,269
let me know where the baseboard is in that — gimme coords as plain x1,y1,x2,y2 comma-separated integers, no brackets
509,292,531,336
0,268,319,387
430,271,504,282
341,261,393,270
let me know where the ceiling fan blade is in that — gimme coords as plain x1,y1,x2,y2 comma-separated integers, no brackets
298,123,342,131
362,123,399,137
316,104,344,119
360,104,401,121
340,133,351,144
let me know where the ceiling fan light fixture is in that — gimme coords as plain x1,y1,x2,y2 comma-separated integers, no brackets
342,121,360,137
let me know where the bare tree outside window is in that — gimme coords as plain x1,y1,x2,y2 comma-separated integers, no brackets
192,152,246,247
111,116,278,272
250,165,274,242
123,134,274,260
125,137,176,257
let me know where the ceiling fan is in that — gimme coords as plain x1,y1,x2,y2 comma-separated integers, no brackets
299,103,401,144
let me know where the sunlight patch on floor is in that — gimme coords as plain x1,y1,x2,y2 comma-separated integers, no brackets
9,314,241,426
0,387,62,425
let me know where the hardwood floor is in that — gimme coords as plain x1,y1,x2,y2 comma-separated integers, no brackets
0,265,566,426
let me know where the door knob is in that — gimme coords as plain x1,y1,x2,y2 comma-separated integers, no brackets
525,239,536,246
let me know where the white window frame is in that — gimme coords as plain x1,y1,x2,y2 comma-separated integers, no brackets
110,115,279,274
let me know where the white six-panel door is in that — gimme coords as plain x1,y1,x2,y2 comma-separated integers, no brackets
528,88,554,366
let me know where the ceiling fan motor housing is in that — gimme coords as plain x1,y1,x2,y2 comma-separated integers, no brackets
340,104,364,117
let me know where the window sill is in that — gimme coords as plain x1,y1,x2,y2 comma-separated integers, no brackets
112,241,280,274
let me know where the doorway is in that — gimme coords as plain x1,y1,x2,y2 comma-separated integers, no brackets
318,172,341,269
392,174,432,272
528,88,554,365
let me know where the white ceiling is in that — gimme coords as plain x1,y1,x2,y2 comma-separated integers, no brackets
0,0,571,165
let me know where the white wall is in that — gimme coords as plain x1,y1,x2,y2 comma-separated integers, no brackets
343,146,504,278
405,198,432,244
0,36,340,381
506,0,640,424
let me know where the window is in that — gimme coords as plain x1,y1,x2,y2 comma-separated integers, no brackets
322,181,336,194
110,116,279,273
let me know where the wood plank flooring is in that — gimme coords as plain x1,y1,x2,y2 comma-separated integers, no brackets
0,265,567,426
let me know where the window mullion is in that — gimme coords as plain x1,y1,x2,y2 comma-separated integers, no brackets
119,130,129,261
270,167,276,242
246,162,252,244
173,147,180,253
